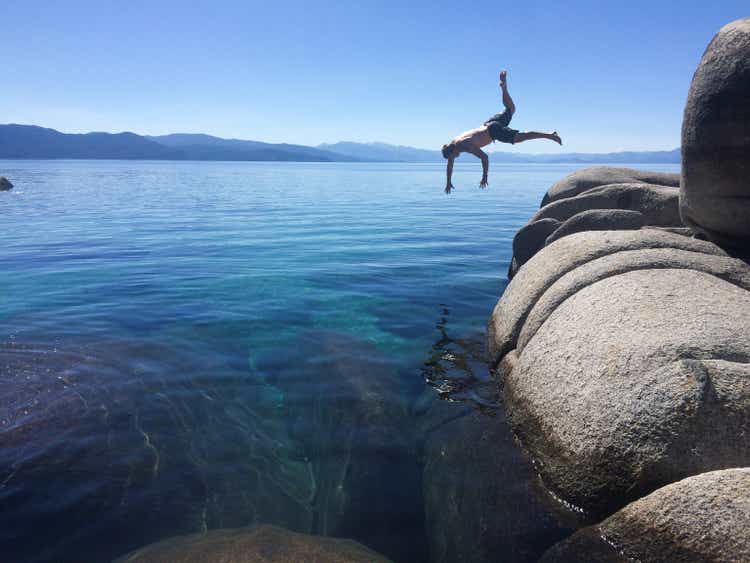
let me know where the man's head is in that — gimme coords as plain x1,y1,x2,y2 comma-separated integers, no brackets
441,142,456,159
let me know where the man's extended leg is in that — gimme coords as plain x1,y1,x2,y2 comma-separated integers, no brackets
514,131,562,145
500,70,515,115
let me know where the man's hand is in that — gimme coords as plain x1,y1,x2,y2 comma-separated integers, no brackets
445,183,454,194
480,177,488,189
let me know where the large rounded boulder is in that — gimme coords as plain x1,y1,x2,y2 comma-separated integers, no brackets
489,230,750,516
681,18,750,248
542,468,750,562
113,524,392,562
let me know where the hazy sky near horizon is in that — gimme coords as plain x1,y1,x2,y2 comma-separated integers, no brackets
2,1,747,153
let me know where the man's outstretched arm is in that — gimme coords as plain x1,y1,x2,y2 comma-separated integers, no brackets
445,156,455,193
465,145,489,187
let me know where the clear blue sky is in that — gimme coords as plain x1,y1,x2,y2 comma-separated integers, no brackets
1,1,747,153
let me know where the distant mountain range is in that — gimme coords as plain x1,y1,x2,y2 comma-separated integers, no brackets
0,124,680,164
319,141,681,164
318,141,440,163
0,125,357,162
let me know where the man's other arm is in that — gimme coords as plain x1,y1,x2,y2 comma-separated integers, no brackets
466,145,489,187
445,156,455,193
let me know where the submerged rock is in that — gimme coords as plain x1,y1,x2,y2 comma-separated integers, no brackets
113,524,392,562
681,18,750,248
0,176,12,190
541,468,750,562
421,394,573,563
0,340,317,563
257,331,427,562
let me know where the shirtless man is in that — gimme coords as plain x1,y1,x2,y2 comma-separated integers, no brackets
442,70,561,193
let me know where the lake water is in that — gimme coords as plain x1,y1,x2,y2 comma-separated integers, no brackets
0,160,679,562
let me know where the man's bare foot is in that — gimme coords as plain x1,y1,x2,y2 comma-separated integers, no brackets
550,131,562,145
499,70,507,87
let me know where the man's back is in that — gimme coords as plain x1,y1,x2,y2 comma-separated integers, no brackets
452,126,493,149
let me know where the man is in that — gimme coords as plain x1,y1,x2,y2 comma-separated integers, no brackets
442,70,562,193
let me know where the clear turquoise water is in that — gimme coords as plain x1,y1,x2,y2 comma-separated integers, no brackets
0,160,679,562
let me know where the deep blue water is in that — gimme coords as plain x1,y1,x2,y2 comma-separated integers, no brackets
0,160,679,562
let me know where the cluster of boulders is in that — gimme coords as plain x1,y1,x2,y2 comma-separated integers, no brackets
489,17,750,561
0,176,12,190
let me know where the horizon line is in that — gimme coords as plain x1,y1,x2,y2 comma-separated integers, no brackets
0,123,680,156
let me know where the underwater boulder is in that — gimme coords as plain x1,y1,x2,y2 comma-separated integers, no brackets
421,390,573,563
113,524,392,562
0,340,316,562
261,331,427,562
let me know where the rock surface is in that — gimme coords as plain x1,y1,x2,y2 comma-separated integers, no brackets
488,229,730,366
541,468,750,562
544,209,644,246
0,176,12,190
542,166,679,206
503,263,750,515
681,18,750,248
113,524,392,562
530,183,679,227
512,218,561,270
508,169,684,277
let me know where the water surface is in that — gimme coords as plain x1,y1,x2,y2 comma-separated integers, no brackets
0,160,679,562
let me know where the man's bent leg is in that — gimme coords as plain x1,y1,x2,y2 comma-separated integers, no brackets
500,71,516,115
501,83,515,115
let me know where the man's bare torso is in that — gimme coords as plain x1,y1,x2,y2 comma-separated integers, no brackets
451,126,493,153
